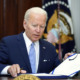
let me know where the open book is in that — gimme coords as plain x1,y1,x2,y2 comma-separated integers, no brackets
51,53,80,77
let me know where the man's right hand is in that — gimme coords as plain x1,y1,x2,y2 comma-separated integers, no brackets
8,64,26,77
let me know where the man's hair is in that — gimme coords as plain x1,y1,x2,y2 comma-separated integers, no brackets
24,7,48,21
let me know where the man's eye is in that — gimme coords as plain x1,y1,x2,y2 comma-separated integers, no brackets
40,26,45,28
32,25,37,27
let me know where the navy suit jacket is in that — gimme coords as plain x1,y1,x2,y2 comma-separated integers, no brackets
0,32,60,73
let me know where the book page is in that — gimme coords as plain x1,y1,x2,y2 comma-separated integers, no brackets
51,53,80,77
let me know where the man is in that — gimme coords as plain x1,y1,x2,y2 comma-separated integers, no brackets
0,7,72,77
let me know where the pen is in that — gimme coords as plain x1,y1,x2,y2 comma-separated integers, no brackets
20,68,23,71
17,68,24,76
69,53,78,61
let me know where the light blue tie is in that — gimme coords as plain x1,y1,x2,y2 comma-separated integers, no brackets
29,43,36,73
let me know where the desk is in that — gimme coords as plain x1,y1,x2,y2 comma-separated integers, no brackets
0,77,80,80
0,75,80,80
0,76,57,80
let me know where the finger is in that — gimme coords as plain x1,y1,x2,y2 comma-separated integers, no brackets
11,65,18,77
8,64,20,77
8,66,17,77
16,64,20,73
20,70,27,74
64,52,74,60
64,55,67,60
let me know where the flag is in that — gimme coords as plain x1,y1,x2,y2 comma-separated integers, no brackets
42,0,76,58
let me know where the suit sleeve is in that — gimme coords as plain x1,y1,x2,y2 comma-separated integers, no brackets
0,38,9,73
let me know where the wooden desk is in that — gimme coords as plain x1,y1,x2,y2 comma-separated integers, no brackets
0,76,13,80
0,75,60,80
0,77,77,80
0,76,58,80
0,75,80,80
0,77,80,80
0,76,68,80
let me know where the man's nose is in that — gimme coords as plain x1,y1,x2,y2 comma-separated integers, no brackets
36,26,41,32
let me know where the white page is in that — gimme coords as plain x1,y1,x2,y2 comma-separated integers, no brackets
20,73,61,76
51,53,80,77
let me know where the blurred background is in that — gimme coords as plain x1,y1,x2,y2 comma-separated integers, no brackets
0,0,80,57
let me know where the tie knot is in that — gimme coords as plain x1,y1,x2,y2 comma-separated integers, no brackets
31,43,35,46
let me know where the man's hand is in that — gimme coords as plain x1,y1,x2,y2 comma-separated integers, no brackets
64,52,74,60
8,64,26,77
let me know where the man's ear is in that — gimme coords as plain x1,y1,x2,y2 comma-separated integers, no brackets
23,19,27,29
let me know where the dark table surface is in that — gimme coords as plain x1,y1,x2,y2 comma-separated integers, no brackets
0,75,80,80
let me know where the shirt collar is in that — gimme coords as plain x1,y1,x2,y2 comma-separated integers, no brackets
23,32,39,47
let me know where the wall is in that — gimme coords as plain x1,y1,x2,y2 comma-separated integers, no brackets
70,0,80,52
0,0,80,52
0,0,42,39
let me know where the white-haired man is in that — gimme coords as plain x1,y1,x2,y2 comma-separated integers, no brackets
0,7,72,77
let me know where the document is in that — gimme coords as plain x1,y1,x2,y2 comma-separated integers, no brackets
32,73,54,76
20,73,69,79
51,53,80,77
20,73,65,77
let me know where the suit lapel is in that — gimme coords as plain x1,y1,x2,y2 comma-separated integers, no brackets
17,34,47,73
37,39,46,72
17,33,32,72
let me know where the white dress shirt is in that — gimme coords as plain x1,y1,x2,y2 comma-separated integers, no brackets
1,32,39,74
23,32,39,72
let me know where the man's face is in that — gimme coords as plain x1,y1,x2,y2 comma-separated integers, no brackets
23,13,46,42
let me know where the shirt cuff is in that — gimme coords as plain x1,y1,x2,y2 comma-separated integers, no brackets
1,66,11,74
